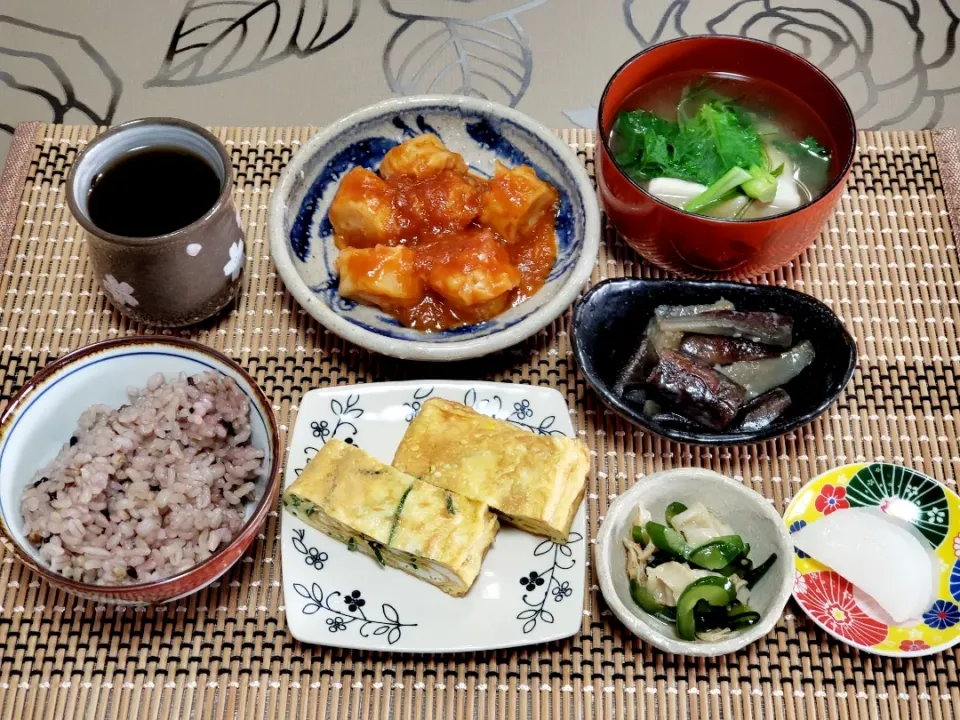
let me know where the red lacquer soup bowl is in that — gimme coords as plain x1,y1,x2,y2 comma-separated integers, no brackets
597,36,856,277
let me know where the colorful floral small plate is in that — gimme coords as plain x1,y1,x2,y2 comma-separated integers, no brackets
784,463,960,657
280,381,587,652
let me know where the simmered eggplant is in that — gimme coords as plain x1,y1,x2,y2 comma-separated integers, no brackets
735,389,792,432
645,349,747,430
678,334,781,365
623,299,737,386
657,310,793,347
619,297,816,435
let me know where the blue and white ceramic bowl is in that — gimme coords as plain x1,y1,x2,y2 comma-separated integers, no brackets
268,95,601,361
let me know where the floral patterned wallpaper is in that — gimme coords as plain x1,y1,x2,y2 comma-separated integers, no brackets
0,0,957,163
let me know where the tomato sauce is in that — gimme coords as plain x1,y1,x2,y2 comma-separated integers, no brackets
335,162,559,332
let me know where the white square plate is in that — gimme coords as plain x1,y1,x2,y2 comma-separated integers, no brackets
281,381,586,652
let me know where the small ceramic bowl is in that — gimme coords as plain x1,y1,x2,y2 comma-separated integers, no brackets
570,278,857,445
268,95,601,361
0,338,280,604
597,36,857,278
596,468,794,656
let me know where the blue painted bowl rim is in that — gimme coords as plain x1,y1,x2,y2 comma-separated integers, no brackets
268,94,601,362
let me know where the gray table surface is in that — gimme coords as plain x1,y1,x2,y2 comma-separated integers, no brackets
1,0,958,166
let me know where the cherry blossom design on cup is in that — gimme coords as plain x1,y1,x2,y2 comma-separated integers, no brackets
102,274,138,307
223,241,245,281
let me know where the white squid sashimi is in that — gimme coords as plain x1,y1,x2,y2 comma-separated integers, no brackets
791,507,937,623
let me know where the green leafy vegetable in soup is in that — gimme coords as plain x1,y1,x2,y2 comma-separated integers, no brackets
609,75,832,220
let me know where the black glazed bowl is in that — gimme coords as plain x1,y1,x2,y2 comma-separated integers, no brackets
570,278,857,445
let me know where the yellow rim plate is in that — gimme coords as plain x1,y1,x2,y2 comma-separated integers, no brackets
784,463,960,657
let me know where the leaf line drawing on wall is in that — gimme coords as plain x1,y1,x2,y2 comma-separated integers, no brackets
146,0,360,87
0,15,121,135
382,0,548,107
622,0,960,128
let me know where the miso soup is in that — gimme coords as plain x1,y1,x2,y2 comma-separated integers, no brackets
608,71,835,220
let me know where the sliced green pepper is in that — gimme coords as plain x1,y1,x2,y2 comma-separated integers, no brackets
729,612,761,629
725,601,754,619
727,602,760,630
629,579,677,623
645,521,691,559
722,601,762,629
687,535,746,571
676,576,736,641
665,502,688,528
631,525,650,546
745,553,777,588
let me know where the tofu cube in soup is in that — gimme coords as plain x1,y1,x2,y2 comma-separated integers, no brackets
328,167,399,249
338,245,425,308
479,161,559,244
379,134,468,181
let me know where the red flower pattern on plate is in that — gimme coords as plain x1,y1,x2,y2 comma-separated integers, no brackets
814,484,850,516
794,570,888,647
899,639,930,652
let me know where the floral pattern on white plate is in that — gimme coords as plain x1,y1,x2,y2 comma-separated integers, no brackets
281,381,587,652
102,274,138,307
223,240,244,280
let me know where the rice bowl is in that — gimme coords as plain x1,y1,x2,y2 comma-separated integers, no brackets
20,372,265,585
0,337,280,604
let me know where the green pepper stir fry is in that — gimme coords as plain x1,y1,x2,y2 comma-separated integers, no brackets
623,500,777,641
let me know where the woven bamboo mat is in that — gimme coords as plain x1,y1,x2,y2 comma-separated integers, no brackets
0,123,959,720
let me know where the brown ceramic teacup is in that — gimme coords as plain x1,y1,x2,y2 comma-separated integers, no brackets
66,118,245,327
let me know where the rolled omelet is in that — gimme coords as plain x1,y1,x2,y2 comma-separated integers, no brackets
392,399,589,542
282,439,498,597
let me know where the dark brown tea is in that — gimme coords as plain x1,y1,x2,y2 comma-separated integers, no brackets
87,147,221,237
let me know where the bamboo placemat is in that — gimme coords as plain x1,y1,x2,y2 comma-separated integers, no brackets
1,123,959,720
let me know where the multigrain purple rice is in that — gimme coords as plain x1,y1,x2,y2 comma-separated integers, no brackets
19,372,264,585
